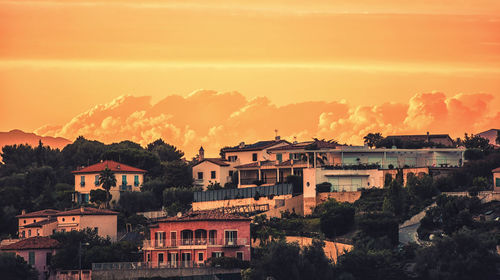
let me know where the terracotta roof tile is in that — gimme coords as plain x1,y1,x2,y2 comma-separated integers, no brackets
0,237,60,250
72,160,146,174
23,218,57,228
16,209,60,218
222,140,290,152
493,167,500,173
155,210,251,223
56,207,118,217
195,158,230,167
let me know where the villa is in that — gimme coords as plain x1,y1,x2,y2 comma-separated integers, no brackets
72,160,146,204
143,210,251,268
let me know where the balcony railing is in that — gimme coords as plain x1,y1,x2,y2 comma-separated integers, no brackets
143,238,248,249
92,261,209,270
240,178,258,185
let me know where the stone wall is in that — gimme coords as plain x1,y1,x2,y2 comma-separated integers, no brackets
92,267,241,280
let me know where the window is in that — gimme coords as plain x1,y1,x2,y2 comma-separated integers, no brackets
236,252,243,260
80,176,85,187
228,156,238,162
229,171,233,177
21,231,25,238
198,172,203,180
155,231,166,246
94,227,98,234
198,252,204,262
61,229,66,233
134,175,140,186
146,253,151,262
252,153,257,161
212,252,224,258
28,230,31,237
36,229,40,236
209,230,217,245
33,220,36,223
122,175,127,185
46,252,52,266
211,171,216,179
171,231,177,247
28,251,35,266
225,230,237,245
72,217,75,221
276,153,282,162
62,218,65,222
158,253,164,263
95,175,99,186
496,178,500,187
23,220,26,224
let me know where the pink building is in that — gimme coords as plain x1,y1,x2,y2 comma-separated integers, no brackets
0,236,59,280
17,207,118,241
143,210,251,268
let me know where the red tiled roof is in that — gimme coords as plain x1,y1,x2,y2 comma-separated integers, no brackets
72,160,146,174
156,210,251,223
493,167,500,173
23,218,57,228
234,161,274,169
16,209,60,218
0,237,60,250
222,140,290,152
56,207,118,217
194,158,230,167
267,141,314,152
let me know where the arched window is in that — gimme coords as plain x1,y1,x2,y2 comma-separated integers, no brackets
194,229,207,245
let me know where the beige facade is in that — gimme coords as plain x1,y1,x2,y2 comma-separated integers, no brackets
493,168,500,193
74,172,144,203
192,160,234,190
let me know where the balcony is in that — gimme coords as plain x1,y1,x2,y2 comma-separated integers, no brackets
120,184,132,191
240,178,258,185
143,238,248,249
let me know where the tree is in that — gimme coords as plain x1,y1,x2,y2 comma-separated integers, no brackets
461,133,491,150
0,253,38,280
314,199,355,238
97,167,116,208
160,161,193,188
415,229,499,280
89,189,107,207
363,133,383,148
336,249,407,280
250,240,334,280
146,139,184,162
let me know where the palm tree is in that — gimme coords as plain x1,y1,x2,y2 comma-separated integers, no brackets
363,132,383,148
98,167,116,209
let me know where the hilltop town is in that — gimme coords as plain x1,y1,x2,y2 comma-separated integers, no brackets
0,130,499,280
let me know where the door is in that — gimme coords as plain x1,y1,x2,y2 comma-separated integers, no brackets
181,253,191,267
157,253,164,267
168,252,177,267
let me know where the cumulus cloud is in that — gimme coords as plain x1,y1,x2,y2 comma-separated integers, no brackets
36,90,499,157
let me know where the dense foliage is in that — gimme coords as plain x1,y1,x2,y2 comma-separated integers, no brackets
0,253,38,280
0,137,193,237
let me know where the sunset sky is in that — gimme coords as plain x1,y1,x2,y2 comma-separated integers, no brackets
1,0,499,157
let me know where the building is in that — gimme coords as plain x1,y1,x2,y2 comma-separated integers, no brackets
0,236,59,280
143,210,251,268
192,147,234,189
493,167,500,193
17,207,118,241
477,129,500,148
385,132,455,147
192,137,290,189
72,160,146,204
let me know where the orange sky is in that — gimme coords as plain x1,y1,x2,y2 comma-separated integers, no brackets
0,0,499,156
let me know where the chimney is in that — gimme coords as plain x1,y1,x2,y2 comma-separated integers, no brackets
426,131,430,142
275,135,280,141
21,209,26,215
199,146,205,160
239,142,245,149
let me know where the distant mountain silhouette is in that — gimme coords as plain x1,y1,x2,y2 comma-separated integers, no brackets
0,129,71,151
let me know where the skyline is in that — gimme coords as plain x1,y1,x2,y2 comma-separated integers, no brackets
1,0,499,157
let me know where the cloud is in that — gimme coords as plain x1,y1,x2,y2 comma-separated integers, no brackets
36,90,499,157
